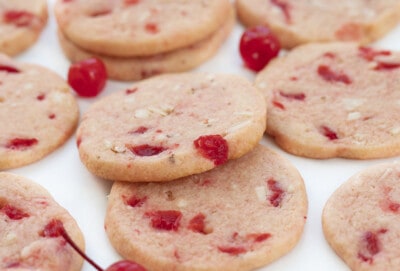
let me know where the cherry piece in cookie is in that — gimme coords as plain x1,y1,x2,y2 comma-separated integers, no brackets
68,58,107,97
193,134,228,166
239,25,280,72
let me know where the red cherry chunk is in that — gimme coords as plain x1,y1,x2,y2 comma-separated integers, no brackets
145,210,182,231
3,10,35,27
124,0,141,5
0,65,20,73
267,179,284,207
40,219,65,238
106,260,147,271
129,126,148,134
188,213,207,234
374,61,400,71
272,100,285,110
125,195,147,208
358,230,386,264
128,144,166,156
317,65,352,84
1,204,29,220
193,135,228,166
321,125,338,140
5,138,38,150
218,245,247,255
68,58,107,97
145,23,159,34
239,25,280,72
247,233,271,243
358,46,391,61
279,91,306,101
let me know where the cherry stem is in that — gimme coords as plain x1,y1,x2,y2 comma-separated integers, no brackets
60,230,104,271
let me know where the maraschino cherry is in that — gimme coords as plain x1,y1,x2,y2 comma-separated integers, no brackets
239,25,281,72
42,219,147,271
68,58,107,97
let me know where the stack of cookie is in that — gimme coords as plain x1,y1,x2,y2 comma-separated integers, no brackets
76,72,308,271
54,0,234,81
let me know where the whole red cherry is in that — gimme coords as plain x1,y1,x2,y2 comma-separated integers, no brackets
239,25,281,72
68,58,107,97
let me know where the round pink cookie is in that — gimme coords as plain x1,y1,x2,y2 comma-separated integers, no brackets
255,42,400,159
0,54,79,169
236,0,400,49
77,73,266,182
54,0,232,57
323,161,400,270
0,0,48,56
105,145,308,271
0,172,84,271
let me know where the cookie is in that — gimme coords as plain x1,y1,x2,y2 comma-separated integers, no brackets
236,0,400,49
77,73,266,182
54,0,232,57
0,54,79,169
105,145,307,271
255,42,400,159
322,162,400,270
57,6,235,81
0,172,84,270
0,0,48,56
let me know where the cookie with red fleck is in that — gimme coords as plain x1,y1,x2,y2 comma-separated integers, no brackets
77,72,266,182
54,0,232,57
255,42,400,159
0,54,79,169
236,0,400,49
105,144,307,271
322,162,400,270
0,172,84,270
0,0,48,56
57,6,234,81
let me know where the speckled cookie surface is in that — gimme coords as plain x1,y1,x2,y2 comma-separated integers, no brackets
54,0,232,57
0,0,47,56
57,7,234,81
105,145,307,271
77,73,266,182
0,172,84,271
236,0,400,49
0,54,79,170
255,42,400,159
323,162,400,270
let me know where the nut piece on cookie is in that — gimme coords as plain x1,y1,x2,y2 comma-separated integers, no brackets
256,42,400,159
105,145,308,271
77,72,266,182
0,172,84,271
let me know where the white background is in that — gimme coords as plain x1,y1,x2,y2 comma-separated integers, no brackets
7,1,400,270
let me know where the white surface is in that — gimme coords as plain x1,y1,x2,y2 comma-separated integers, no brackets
6,1,400,270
